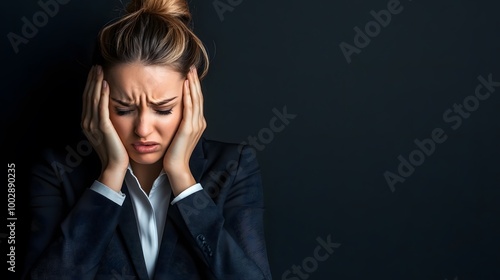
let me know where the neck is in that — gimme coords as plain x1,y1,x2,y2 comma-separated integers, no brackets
130,160,163,195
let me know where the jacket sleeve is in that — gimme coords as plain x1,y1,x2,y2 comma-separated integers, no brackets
22,149,123,280
170,144,273,280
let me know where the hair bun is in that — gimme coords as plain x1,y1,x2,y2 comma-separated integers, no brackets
126,0,191,23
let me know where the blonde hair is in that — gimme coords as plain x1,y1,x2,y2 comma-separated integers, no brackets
94,0,209,79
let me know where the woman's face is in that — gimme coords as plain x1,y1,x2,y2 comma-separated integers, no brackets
106,62,184,165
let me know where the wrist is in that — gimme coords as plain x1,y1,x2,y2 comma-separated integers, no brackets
99,166,127,192
166,168,196,197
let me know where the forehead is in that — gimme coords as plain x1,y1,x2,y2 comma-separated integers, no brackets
106,63,183,100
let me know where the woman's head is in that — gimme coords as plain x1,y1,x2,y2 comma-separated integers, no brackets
92,0,208,166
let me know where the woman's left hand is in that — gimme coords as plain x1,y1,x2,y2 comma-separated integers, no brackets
163,66,206,196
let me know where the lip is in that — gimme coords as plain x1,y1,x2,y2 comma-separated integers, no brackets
132,141,160,154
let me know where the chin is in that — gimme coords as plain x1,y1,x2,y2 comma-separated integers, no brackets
130,153,163,166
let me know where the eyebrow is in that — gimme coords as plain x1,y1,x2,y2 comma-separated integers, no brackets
110,96,178,106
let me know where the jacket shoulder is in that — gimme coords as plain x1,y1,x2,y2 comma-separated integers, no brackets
200,137,254,159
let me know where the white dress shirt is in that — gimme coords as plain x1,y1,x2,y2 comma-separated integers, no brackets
90,166,203,279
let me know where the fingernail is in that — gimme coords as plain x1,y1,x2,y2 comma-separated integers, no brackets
97,65,102,75
103,80,107,88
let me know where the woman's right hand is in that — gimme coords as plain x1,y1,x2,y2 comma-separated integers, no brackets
81,65,129,192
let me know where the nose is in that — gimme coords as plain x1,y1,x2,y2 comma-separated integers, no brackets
134,109,153,138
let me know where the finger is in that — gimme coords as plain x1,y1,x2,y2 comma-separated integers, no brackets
96,79,109,145
188,68,201,126
192,66,202,100
81,65,94,123
192,67,206,133
191,67,203,110
191,67,205,131
90,66,104,131
194,67,206,132
183,78,193,130
99,80,110,124
82,66,97,131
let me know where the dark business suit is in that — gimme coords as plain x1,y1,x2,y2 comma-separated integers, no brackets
22,137,272,280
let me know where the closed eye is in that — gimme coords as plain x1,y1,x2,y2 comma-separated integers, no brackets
157,109,173,115
113,108,173,116
115,108,133,116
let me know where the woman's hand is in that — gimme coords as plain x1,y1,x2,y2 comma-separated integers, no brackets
163,66,207,196
81,65,129,192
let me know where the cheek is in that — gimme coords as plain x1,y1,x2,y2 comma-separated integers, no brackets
109,114,131,139
158,113,183,136
163,103,183,130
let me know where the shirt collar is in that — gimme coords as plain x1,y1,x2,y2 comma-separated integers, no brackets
125,164,168,196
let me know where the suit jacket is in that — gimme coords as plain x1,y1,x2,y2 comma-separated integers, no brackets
22,137,273,280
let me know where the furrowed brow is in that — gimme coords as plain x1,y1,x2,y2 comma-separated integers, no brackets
110,97,132,106
150,96,178,106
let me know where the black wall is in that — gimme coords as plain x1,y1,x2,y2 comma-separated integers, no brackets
2,0,500,279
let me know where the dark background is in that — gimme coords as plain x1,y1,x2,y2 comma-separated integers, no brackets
2,0,500,279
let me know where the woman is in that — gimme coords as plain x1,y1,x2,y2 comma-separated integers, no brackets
22,0,272,279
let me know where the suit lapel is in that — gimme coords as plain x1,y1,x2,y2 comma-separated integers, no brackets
154,138,207,277
118,184,150,280
153,211,178,277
